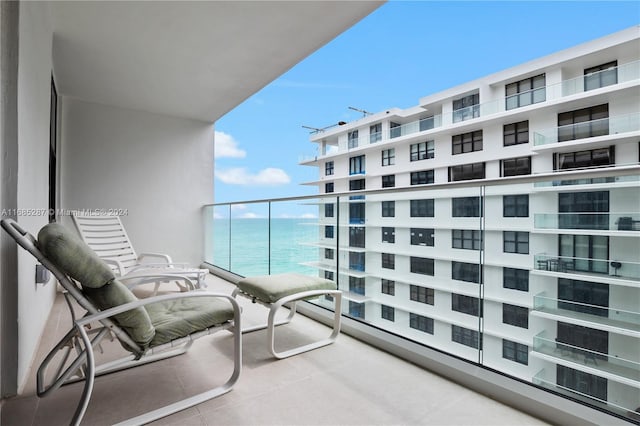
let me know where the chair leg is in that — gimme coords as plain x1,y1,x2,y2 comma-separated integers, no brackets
72,323,98,426
267,290,342,359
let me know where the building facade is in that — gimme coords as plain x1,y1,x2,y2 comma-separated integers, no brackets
302,27,640,419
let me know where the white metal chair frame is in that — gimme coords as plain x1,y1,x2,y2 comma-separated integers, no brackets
232,287,342,359
2,219,241,426
71,213,207,294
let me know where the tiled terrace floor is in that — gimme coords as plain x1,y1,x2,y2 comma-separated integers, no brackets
2,275,549,425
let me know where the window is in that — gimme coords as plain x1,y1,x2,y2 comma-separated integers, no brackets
556,365,607,401
555,147,614,170
381,305,395,321
449,162,485,182
349,301,365,319
558,278,609,317
370,123,382,143
503,195,528,217
410,141,434,161
410,313,434,334
324,225,334,238
503,268,529,291
410,170,434,185
410,257,434,276
506,74,545,110
349,155,365,175
381,148,395,166
558,104,609,142
324,248,334,260
584,61,617,91
410,199,434,217
452,229,482,250
381,253,395,269
503,304,528,328
324,203,334,218
381,279,395,296
452,294,481,317
452,325,481,349
410,228,434,246
557,322,608,361
324,270,334,281
349,276,365,295
559,235,609,274
452,131,483,154
452,93,480,122
349,252,365,272
559,191,609,230
503,231,529,254
349,227,365,248
452,262,481,284
410,285,434,305
503,340,528,365
348,130,359,148
503,121,529,146
381,201,395,217
349,179,365,191
382,227,395,243
452,197,481,217
325,182,334,193
349,203,365,224
501,156,531,177
325,161,334,176
381,174,395,188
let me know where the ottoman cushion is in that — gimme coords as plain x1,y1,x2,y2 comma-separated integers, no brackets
237,273,336,304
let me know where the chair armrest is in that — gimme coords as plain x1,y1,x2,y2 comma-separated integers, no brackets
75,291,241,327
138,252,173,264
103,258,126,276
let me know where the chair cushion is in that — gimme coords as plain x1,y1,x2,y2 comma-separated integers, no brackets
38,223,155,348
38,223,114,289
145,297,234,347
237,273,336,304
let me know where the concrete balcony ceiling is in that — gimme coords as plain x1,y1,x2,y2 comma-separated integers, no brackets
50,1,383,122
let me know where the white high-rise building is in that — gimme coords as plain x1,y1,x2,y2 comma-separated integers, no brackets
301,26,639,418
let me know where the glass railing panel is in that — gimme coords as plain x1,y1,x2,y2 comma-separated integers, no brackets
369,132,382,144
533,294,640,328
534,112,640,146
547,60,640,99
533,174,640,188
204,205,231,271
533,333,640,381
534,254,640,281
534,213,640,231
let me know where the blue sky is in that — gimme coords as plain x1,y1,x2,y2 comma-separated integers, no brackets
214,1,639,210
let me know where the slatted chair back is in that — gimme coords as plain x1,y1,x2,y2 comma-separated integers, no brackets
72,214,139,274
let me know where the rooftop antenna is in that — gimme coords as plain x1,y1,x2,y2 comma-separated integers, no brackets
348,106,373,117
302,125,323,132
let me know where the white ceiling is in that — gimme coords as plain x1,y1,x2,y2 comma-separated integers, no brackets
50,1,383,122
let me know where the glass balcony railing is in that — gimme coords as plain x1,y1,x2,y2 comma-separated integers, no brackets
532,294,640,332
533,254,640,281
205,168,640,421
302,61,640,161
533,112,640,146
533,174,640,188
534,212,640,231
533,332,640,383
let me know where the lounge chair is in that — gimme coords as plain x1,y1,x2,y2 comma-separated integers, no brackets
1,219,241,425
71,213,207,294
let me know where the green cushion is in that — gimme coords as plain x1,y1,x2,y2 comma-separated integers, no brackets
145,297,234,347
38,223,155,348
38,223,114,288
237,273,336,304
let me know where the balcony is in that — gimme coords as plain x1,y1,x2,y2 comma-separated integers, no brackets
532,112,640,147
206,167,640,422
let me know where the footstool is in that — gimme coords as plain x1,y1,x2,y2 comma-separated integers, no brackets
233,273,342,359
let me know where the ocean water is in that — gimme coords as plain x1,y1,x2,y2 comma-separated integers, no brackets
211,218,319,277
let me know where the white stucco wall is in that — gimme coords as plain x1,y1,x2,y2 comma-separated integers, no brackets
60,98,214,266
15,1,56,391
